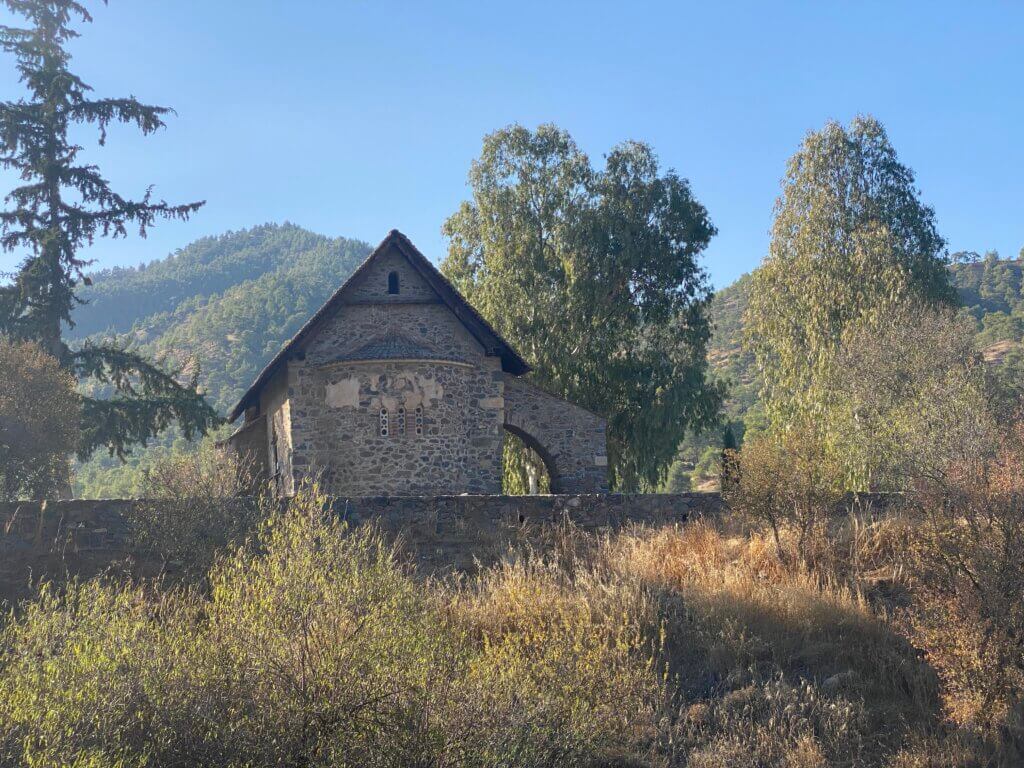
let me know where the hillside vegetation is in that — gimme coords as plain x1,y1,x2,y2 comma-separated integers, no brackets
71,224,372,413
670,249,1024,490
70,225,1024,497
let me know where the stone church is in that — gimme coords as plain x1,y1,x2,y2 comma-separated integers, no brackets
227,230,608,497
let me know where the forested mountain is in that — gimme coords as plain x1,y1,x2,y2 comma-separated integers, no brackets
70,224,373,413
951,252,1024,353
70,225,1023,497
72,225,329,338
71,224,373,496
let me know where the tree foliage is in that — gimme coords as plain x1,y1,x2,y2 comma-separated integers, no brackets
0,0,218,459
0,337,79,498
669,244,1024,491
443,124,723,490
744,116,956,432
821,300,996,490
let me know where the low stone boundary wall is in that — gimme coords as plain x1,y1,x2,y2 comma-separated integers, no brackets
331,493,725,572
1,499,143,605
0,494,726,603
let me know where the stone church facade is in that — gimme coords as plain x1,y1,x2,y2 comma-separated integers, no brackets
227,230,608,496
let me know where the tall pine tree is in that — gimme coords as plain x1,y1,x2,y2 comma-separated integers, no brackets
0,0,219,458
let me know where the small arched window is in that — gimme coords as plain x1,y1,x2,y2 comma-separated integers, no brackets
379,407,389,437
387,271,400,294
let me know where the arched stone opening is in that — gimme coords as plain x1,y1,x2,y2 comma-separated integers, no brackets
501,375,609,494
502,423,561,494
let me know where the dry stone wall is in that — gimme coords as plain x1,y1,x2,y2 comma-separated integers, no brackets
0,499,151,605
0,494,727,602
331,492,723,572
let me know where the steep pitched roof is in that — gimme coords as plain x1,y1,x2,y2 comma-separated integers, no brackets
228,229,529,422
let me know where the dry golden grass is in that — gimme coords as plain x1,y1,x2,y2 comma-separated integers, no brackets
439,512,953,766
1,486,1014,766
599,520,942,764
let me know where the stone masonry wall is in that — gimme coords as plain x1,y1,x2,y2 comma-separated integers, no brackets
502,376,608,493
344,246,440,303
0,494,726,602
260,366,296,497
331,492,721,572
0,499,150,606
292,359,505,495
287,259,507,495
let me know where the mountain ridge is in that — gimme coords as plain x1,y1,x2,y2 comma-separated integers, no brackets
70,227,1024,496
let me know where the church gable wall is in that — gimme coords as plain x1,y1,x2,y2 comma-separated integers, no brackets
344,246,438,303
228,232,608,497
287,274,505,495
303,302,487,366
289,358,504,495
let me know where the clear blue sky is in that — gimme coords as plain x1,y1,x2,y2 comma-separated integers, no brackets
0,1,1021,288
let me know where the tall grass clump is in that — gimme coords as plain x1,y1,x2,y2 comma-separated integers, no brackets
601,521,940,766
443,550,668,766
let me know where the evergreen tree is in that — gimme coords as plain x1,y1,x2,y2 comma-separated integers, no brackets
744,116,955,432
443,124,723,490
0,0,219,458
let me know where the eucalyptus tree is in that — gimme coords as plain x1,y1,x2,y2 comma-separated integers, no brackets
744,116,956,434
443,124,723,490
0,0,219,458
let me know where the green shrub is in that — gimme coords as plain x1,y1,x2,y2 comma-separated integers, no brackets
126,441,260,578
0,579,200,767
0,485,670,767
725,421,844,565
